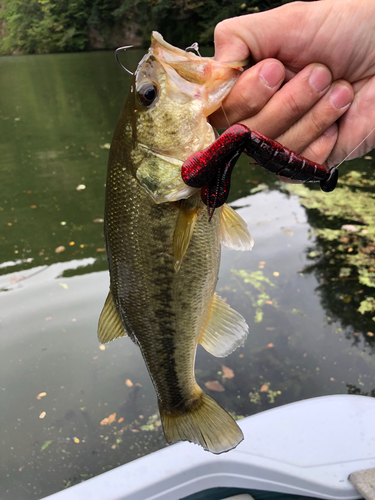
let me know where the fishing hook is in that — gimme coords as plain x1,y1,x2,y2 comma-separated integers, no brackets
115,46,134,75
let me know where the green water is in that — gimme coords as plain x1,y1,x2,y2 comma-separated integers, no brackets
0,51,374,499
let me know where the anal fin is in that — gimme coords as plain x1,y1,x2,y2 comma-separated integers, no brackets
199,293,248,357
98,291,128,344
220,203,254,251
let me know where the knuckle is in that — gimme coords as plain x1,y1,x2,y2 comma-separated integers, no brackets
283,93,304,118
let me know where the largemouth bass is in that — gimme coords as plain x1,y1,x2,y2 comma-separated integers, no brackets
98,32,253,454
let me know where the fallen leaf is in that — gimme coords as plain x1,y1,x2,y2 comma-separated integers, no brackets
205,381,225,392
368,332,374,337
265,300,273,305
267,343,274,348
55,246,65,253
273,272,280,277
30,205,37,209
96,248,105,252
59,283,69,289
131,429,139,433
100,412,116,426
100,143,111,149
266,327,275,331
93,356,99,360
69,241,75,246
118,417,124,423
330,377,335,381
36,392,47,400
76,184,86,191
125,379,133,387
99,345,105,351
73,437,80,444
39,411,46,419
364,156,373,160
239,354,244,358
19,466,24,471
221,365,234,379
93,218,104,223
260,384,269,392
108,413,116,424
41,440,52,451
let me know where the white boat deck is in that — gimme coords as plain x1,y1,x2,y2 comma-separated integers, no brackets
42,395,375,500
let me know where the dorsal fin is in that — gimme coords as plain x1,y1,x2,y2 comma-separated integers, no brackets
220,203,254,251
199,293,248,357
173,201,198,272
98,291,128,344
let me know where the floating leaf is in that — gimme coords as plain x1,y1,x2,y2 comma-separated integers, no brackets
73,437,80,444
100,412,116,425
99,345,105,351
205,380,225,392
41,440,52,451
267,343,274,348
118,417,124,423
125,379,133,387
36,392,47,400
260,384,269,392
55,246,65,253
93,218,104,223
76,184,86,191
221,365,234,379
39,411,46,419
341,224,359,232
59,283,69,289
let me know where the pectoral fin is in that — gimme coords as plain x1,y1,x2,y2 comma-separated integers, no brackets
220,204,254,251
98,291,128,344
173,202,198,272
199,293,248,357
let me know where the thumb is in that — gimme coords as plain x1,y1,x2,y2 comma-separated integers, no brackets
214,17,251,63
214,3,319,68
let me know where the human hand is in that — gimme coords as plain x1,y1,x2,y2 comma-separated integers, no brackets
211,0,375,167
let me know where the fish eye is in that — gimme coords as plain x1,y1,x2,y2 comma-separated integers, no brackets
137,83,158,107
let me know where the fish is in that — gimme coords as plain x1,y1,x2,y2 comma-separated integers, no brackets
98,32,254,454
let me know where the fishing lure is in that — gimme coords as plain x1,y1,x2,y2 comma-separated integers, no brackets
181,123,338,218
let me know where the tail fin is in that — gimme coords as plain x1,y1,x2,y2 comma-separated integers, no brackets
159,391,243,454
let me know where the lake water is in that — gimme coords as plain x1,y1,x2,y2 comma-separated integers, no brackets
0,50,374,499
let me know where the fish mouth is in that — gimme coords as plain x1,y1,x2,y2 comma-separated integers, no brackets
150,32,246,115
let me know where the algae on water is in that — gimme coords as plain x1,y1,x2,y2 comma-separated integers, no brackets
287,168,375,327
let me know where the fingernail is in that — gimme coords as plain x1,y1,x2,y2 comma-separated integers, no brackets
260,62,284,89
329,86,352,109
309,66,331,93
324,123,337,137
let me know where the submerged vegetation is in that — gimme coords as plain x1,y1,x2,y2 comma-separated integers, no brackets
0,0,294,55
287,166,375,347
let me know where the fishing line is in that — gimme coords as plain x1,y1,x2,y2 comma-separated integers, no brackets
115,46,134,75
336,124,375,169
185,42,201,56
219,104,231,129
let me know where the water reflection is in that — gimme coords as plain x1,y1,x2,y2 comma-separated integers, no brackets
0,50,374,500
